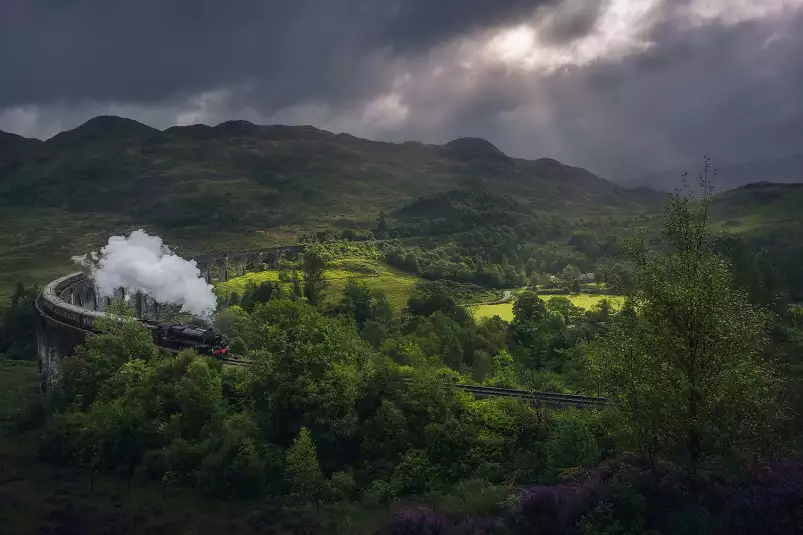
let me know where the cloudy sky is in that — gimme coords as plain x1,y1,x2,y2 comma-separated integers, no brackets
1,0,802,179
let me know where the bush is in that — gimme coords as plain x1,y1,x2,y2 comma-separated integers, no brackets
388,508,448,535
451,516,504,535
718,461,803,535
544,414,601,479
511,485,587,535
228,336,247,355
391,449,436,496
329,469,356,501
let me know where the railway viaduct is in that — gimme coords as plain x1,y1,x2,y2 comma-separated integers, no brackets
32,245,300,393
32,246,606,409
192,245,301,283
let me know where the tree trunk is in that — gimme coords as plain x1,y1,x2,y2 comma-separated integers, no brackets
688,388,701,498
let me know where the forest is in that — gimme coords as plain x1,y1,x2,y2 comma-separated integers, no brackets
1,184,801,535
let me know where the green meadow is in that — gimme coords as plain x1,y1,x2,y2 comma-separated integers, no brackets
214,257,420,310
473,293,625,322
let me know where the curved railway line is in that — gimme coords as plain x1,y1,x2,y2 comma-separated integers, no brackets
35,272,608,409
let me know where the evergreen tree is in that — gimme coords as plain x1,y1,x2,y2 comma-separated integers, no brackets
285,427,324,504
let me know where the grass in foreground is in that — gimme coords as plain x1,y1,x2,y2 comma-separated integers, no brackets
473,294,625,322
0,359,40,422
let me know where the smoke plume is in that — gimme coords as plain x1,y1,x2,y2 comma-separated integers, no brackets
74,230,217,317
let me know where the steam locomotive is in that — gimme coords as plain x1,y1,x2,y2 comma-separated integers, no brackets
153,323,229,357
38,273,231,359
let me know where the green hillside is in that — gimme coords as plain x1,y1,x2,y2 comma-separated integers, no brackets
1,116,801,300
0,115,663,297
0,130,42,178
712,182,803,300
0,116,662,233
712,181,803,231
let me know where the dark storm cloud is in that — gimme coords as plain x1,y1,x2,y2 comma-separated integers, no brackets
561,11,803,177
1,0,803,181
357,4,803,179
0,0,356,108
0,0,553,110
377,0,556,52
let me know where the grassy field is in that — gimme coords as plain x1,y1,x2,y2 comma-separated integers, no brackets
0,207,123,301
0,359,40,423
215,258,420,310
473,293,625,322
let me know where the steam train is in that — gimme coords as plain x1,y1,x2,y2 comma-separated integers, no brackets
38,273,230,359
38,294,229,358
152,322,229,357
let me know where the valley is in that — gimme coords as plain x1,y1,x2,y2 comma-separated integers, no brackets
1,118,802,535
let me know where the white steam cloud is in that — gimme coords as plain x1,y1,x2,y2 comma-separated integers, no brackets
73,230,217,317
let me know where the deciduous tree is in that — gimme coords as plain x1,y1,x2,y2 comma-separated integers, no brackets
589,169,781,480
302,246,328,306
513,291,547,324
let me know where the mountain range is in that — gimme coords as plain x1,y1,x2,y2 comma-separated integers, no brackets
0,116,663,233
0,115,802,300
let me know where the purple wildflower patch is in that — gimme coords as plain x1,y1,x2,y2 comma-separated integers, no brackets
388,507,449,535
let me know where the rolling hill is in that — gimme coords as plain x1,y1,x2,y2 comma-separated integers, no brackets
1,116,802,300
712,182,803,301
0,130,42,177
0,115,664,299
0,115,662,235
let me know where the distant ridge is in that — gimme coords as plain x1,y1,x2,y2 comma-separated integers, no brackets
444,137,511,164
0,129,42,177
45,115,160,148
0,129,41,151
0,114,662,233
623,153,803,193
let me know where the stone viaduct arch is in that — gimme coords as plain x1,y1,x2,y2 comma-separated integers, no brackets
210,259,228,283
191,246,302,284
196,262,211,284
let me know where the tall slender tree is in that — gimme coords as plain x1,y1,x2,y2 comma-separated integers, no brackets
285,427,324,504
589,159,782,482
302,246,328,306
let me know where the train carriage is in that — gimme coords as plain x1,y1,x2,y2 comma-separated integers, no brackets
40,272,229,358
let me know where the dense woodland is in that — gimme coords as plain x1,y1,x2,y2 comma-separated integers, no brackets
1,183,802,535
301,189,642,294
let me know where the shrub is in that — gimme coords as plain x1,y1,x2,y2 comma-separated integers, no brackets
510,485,585,535
544,414,601,478
329,469,356,501
718,461,803,535
452,516,504,535
388,507,448,535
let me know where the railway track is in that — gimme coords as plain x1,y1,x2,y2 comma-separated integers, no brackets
219,356,251,367
454,384,606,407
213,357,606,408
37,291,605,409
